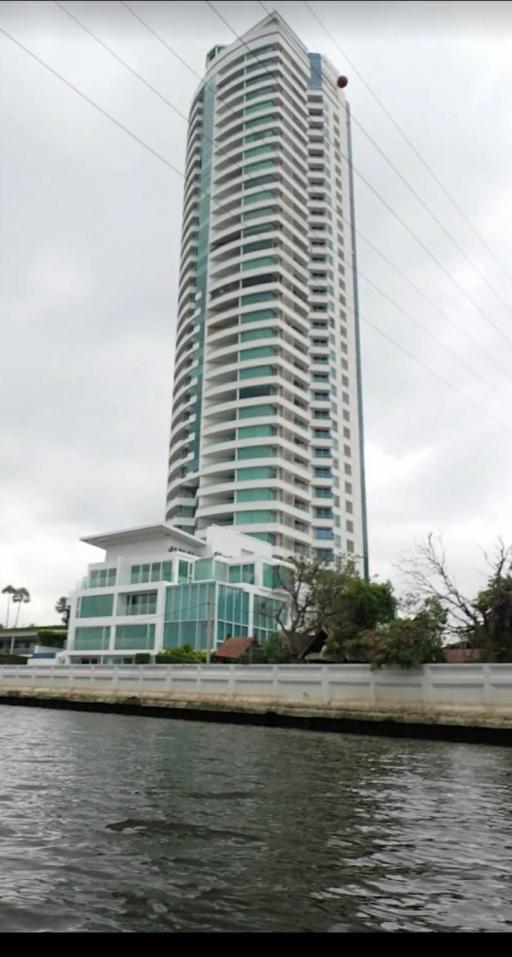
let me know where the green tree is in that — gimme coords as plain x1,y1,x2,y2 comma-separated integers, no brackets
401,534,512,662
274,555,361,659
327,578,397,660
55,596,70,627
2,585,16,628
156,645,206,664
12,587,30,629
364,597,446,670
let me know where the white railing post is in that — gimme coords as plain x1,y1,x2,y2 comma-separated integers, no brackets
228,664,235,696
483,663,492,707
321,665,329,704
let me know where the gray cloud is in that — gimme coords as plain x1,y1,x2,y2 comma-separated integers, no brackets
1,0,512,623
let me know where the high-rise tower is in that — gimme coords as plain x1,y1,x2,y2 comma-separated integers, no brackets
166,12,368,574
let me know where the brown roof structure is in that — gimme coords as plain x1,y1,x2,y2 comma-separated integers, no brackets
213,636,255,660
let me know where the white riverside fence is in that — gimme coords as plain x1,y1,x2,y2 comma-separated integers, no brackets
0,663,511,708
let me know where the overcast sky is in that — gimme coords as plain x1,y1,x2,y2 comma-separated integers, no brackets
1,0,512,625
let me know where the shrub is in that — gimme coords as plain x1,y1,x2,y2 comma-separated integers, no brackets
0,653,27,665
156,645,206,664
364,617,445,671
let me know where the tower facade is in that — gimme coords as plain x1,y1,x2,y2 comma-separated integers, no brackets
166,12,368,573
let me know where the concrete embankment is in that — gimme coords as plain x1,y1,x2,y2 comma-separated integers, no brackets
1,686,512,745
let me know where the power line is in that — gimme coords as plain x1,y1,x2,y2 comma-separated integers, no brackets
359,310,512,437
357,267,512,411
55,1,193,129
2,16,512,439
348,212,512,383
210,0,512,352
118,0,512,391
299,0,512,289
120,0,202,83
0,22,185,180
347,108,512,322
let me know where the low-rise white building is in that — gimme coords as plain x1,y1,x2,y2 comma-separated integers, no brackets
66,524,288,664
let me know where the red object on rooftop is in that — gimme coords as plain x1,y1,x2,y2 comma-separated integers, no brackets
214,636,255,660
337,76,348,89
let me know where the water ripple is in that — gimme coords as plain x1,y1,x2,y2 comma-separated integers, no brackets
0,706,512,931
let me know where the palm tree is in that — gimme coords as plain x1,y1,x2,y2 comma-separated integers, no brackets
55,596,70,627
9,588,30,655
12,587,30,629
2,585,16,628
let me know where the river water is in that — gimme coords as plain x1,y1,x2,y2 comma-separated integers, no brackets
0,705,511,932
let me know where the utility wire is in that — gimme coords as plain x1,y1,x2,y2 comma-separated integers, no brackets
0,21,185,179
118,0,512,393
2,15,512,438
208,0,512,352
299,0,512,289
340,210,512,383
357,268,512,411
55,0,194,130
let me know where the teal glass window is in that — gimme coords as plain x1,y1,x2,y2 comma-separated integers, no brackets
236,487,276,502
245,100,274,115
314,467,332,478
249,532,276,544
245,44,276,58
194,558,214,581
89,568,116,588
77,594,114,618
240,345,276,361
244,144,274,159
242,239,274,254
240,327,275,343
216,585,250,643
236,466,276,481
244,160,275,175
241,308,276,322
164,582,215,650
313,391,329,401
118,591,157,616
241,292,278,306
315,507,332,518
243,175,277,191
241,257,276,271
238,403,275,418
239,364,274,379
239,385,276,400
314,486,332,498
245,86,276,102
316,549,334,562
178,560,190,583
243,206,276,222
314,528,333,540
115,623,156,651
253,593,284,644
131,561,172,584
314,448,331,458
237,446,276,460
228,564,255,584
237,424,274,439
74,626,110,650
243,222,276,238
243,190,275,205
234,510,276,524
263,563,281,589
